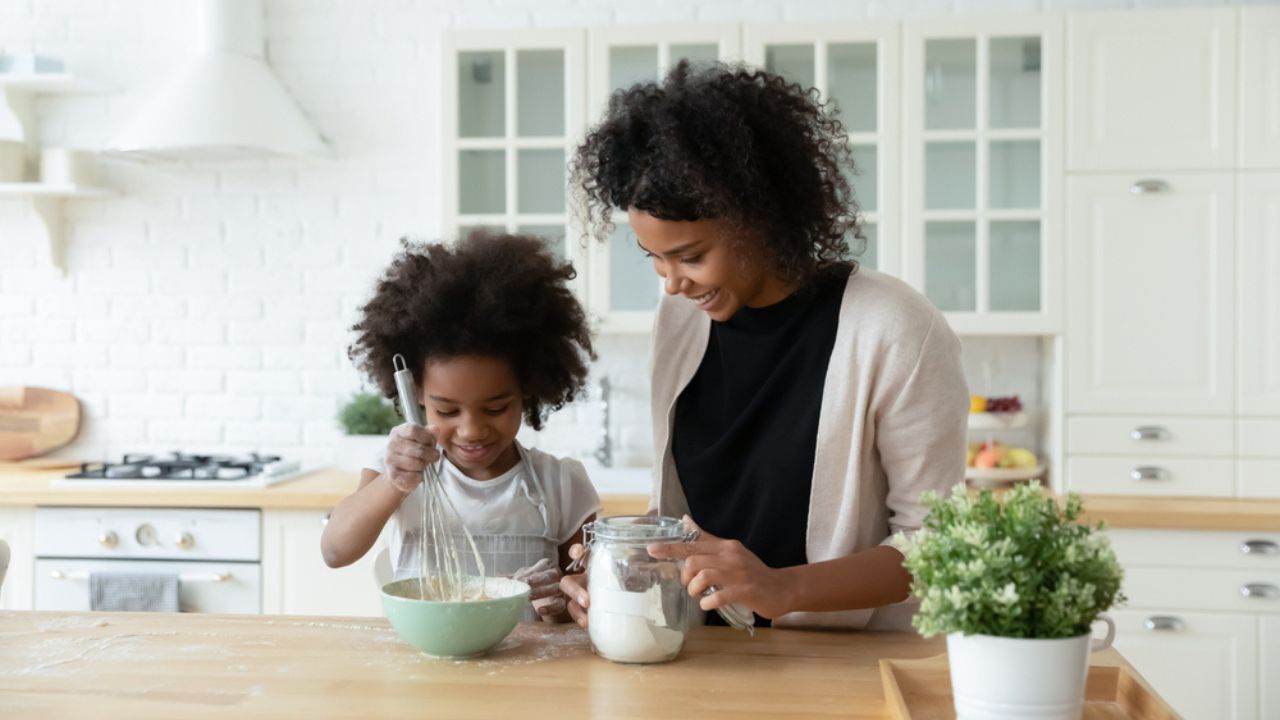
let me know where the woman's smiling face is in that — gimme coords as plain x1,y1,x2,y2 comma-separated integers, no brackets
628,208,795,322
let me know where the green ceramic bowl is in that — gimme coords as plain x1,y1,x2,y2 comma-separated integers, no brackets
380,576,530,658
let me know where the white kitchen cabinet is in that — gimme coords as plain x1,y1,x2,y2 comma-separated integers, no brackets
443,29,588,298
261,510,385,617
902,15,1063,334
1111,608,1257,720
743,21,900,279
1108,528,1276,719
585,25,741,333
0,508,33,610
1240,7,1280,168
1067,8,1236,171
1066,173,1234,415
1238,174,1280,416
1263,615,1280,720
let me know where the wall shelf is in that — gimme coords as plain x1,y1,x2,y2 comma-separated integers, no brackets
0,183,117,275
0,74,114,94
0,73,115,275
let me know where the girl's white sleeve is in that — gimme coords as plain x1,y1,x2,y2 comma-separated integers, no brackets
552,457,603,545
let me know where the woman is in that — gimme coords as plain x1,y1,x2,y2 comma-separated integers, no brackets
563,61,967,631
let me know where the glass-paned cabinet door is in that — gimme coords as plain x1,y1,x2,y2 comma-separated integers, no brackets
904,17,1062,334
444,30,586,295
585,25,741,333
744,22,901,279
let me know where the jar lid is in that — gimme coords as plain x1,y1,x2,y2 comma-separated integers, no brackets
586,515,690,544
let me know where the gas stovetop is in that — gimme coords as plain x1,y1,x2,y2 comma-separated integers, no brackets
60,452,305,488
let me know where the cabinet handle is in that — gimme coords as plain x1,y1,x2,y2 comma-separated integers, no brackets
1130,179,1169,195
321,512,331,527
1240,583,1279,600
1144,615,1183,632
50,569,231,583
1240,540,1279,556
1130,466,1169,482
1130,425,1169,441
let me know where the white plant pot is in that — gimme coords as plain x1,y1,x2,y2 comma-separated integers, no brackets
946,616,1115,720
333,434,388,472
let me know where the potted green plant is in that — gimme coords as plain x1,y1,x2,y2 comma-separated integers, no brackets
334,391,401,471
895,482,1125,720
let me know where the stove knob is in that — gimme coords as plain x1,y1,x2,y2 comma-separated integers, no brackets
98,530,118,548
174,532,194,550
135,523,157,547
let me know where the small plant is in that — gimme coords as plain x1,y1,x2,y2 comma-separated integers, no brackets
896,482,1124,639
337,391,400,436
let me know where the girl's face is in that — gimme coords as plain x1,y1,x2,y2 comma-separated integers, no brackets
628,208,795,322
420,355,523,480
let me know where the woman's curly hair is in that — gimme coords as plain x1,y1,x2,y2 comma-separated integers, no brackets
571,60,863,285
348,232,595,431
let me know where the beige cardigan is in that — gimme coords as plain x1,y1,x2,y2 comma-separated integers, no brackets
647,268,968,631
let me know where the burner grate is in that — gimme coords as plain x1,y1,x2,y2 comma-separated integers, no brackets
66,452,284,481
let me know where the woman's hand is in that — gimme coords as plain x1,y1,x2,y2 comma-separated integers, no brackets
383,422,441,494
559,544,590,628
512,558,567,622
647,516,797,620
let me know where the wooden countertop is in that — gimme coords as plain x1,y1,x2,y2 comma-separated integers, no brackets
0,462,364,510
0,610,1153,720
2,460,1278,530
0,460,653,516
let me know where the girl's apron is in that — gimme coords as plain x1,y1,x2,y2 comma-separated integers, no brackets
393,443,560,622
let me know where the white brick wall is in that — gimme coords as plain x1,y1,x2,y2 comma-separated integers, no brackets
0,0,1229,467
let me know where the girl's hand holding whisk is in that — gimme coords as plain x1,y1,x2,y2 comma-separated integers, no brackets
383,422,442,494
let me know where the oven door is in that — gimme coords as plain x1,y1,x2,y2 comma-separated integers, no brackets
34,559,261,613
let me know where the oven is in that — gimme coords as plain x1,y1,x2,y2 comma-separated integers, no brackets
34,507,262,613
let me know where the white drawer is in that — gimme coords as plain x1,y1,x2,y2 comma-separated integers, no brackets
1108,529,1280,569
1067,416,1234,456
1239,460,1280,499
1122,566,1280,613
1239,419,1280,457
1110,609,1258,720
1067,456,1234,497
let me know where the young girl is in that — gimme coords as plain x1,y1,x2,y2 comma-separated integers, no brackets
321,231,600,622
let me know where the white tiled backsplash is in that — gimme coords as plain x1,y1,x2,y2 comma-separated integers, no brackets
0,0,1183,468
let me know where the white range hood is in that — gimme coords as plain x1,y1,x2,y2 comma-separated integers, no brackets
108,0,329,163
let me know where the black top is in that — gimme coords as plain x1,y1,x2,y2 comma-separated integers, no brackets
673,267,850,627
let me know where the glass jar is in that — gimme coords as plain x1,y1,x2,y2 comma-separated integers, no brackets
584,515,692,664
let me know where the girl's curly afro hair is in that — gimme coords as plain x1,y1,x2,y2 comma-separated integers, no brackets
348,231,595,431
572,60,863,285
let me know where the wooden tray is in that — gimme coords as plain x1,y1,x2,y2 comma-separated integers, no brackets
880,654,1179,719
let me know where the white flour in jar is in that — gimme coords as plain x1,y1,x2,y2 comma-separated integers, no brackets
587,552,684,663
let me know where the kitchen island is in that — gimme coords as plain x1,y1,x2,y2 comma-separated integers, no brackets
0,610,1156,720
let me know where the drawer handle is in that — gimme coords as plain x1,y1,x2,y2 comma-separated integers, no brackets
1130,179,1169,195
1130,466,1169,482
1130,425,1169,441
1240,583,1279,600
1144,616,1183,632
1240,540,1279,556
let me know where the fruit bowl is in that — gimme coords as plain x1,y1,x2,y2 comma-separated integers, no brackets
965,464,1046,487
967,411,1031,431
381,576,530,658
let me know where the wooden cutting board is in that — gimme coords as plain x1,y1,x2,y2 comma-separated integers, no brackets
0,386,81,461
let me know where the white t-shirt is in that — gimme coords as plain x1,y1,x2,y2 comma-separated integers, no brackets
373,444,601,563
